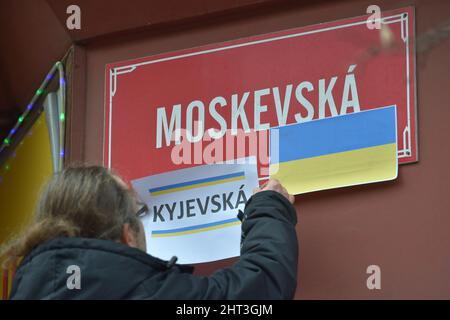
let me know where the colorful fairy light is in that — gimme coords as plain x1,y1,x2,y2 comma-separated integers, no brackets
1,61,66,168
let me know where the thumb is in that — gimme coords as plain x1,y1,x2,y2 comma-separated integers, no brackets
289,194,295,204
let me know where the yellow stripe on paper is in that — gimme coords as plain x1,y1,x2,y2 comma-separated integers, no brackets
152,221,241,237
269,143,397,195
150,175,245,196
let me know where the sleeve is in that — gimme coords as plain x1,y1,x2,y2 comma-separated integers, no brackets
145,190,299,300
200,190,299,299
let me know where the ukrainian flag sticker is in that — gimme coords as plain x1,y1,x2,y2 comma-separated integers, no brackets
269,105,398,195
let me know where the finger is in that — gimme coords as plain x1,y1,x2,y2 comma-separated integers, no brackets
289,194,295,204
259,181,269,190
279,185,289,197
270,178,280,184
266,179,279,189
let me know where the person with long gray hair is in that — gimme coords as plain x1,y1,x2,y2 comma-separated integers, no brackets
1,165,298,299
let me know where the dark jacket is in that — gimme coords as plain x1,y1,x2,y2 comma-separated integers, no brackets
9,190,298,299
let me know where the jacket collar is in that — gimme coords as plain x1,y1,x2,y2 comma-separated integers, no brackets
20,237,195,274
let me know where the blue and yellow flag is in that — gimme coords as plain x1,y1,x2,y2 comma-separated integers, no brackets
269,106,398,195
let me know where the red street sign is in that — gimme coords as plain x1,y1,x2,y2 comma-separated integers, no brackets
104,7,417,183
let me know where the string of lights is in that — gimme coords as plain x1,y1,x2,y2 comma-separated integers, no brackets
0,61,66,174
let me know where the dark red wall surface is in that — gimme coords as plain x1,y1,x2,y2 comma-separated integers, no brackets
0,0,71,140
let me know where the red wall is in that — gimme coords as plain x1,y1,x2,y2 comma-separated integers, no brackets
0,0,71,140
71,0,450,299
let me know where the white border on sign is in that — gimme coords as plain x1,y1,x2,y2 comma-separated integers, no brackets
106,12,414,169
